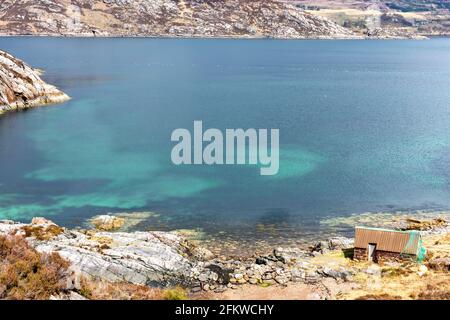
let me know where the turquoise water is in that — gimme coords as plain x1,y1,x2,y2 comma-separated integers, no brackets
1,38,450,244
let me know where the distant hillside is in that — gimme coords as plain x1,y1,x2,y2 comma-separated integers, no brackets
0,0,355,39
284,0,450,36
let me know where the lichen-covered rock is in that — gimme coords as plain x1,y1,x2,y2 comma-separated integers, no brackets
273,247,310,263
311,237,354,254
0,50,69,115
189,245,215,261
317,266,352,282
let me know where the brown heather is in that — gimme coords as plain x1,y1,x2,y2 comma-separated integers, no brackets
79,277,187,300
0,234,70,299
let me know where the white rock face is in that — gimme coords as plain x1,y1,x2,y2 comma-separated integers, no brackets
0,219,195,286
0,50,69,114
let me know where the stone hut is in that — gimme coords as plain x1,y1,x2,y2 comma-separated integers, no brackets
354,226,425,263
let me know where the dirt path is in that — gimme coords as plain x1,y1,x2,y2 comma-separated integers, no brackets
193,278,358,300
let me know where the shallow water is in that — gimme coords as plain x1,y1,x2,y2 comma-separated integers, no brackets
1,38,450,247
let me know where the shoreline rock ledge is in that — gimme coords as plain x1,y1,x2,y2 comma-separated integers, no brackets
0,217,448,299
0,50,69,115
0,218,197,287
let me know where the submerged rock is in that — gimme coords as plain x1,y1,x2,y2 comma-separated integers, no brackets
0,50,69,115
400,218,447,231
90,215,126,231
317,266,352,282
189,246,215,261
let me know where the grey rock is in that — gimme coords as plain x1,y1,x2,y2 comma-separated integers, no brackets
204,264,232,285
328,237,354,250
274,275,289,285
190,246,215,261
197,273,209,282
318,267,351,281
311,237,354,253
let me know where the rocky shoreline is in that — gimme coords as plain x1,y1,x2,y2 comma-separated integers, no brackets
0,49,69,115
0,215,448,300
0,33,428,40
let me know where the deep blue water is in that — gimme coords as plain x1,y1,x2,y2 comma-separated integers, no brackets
1,38,450,244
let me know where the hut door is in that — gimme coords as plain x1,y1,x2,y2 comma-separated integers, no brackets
368,243,376,261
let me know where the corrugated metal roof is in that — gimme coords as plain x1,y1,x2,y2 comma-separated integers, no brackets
354,227,420,255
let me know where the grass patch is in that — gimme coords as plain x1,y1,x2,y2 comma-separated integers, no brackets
163,287,188,300
78,277,188,300
356,293,403,300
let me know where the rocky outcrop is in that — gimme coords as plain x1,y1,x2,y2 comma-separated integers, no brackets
0,50,69,115
0,217,356,295
0,218,196,287
0,0,355,39
90,215,125,231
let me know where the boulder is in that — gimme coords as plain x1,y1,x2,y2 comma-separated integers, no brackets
317,266,352,281
273,247,309,263
204,264,232,285
189,246,215,261
311,237,354,254
90,215,125,231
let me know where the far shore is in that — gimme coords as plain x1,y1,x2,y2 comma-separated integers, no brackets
1,33,441,40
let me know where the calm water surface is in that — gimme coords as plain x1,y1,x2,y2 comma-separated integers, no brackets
1,38,450,248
